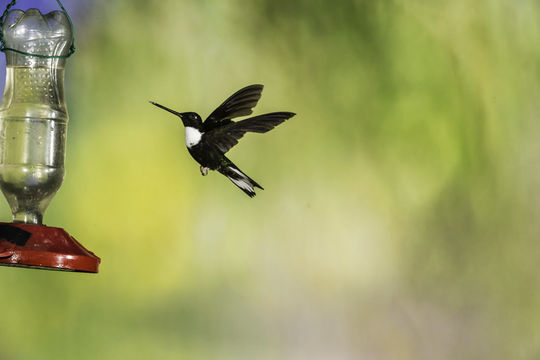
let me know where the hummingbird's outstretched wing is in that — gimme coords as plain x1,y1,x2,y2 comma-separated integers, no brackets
205,112,296,154
203,84,264,131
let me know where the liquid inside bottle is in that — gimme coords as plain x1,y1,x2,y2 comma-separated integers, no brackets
0,66,67,224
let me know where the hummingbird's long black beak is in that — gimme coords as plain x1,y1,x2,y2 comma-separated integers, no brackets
150,101,184,120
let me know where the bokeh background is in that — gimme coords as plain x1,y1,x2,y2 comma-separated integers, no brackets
0,0,539,359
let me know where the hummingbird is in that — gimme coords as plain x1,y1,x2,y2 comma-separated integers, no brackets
150,84,295,197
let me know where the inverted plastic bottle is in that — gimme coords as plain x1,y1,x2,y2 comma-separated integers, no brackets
0,9,72,225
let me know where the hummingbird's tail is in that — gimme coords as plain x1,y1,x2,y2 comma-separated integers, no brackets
218,159,263,198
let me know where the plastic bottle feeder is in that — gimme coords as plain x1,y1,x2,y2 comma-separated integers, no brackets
0,7,100,272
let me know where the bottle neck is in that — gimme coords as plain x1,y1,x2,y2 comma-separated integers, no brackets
13,210,43,225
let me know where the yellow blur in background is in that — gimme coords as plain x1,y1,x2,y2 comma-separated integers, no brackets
0,0,539,359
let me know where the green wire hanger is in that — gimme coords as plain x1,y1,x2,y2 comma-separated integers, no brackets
0,0,76,58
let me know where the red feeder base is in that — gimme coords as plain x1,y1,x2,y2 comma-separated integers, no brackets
0,223,100,273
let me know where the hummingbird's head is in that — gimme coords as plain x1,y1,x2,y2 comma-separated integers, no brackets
150,102,202,128
178,112,202,128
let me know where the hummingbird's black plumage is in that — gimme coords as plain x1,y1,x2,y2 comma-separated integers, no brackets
150,84,295,197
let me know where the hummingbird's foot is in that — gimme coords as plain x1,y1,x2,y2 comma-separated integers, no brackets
200,166,209,176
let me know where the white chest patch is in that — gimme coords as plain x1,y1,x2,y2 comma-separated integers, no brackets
185,126,202,148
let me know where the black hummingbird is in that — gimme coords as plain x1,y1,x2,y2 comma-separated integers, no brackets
150,84,295,197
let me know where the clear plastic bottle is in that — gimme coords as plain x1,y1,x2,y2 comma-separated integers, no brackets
0,9,72,225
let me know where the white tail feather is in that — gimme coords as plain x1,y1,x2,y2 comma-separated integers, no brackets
229,176,254,193
219,161,261,197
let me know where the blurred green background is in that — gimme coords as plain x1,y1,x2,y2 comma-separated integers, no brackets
1,0,539,359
